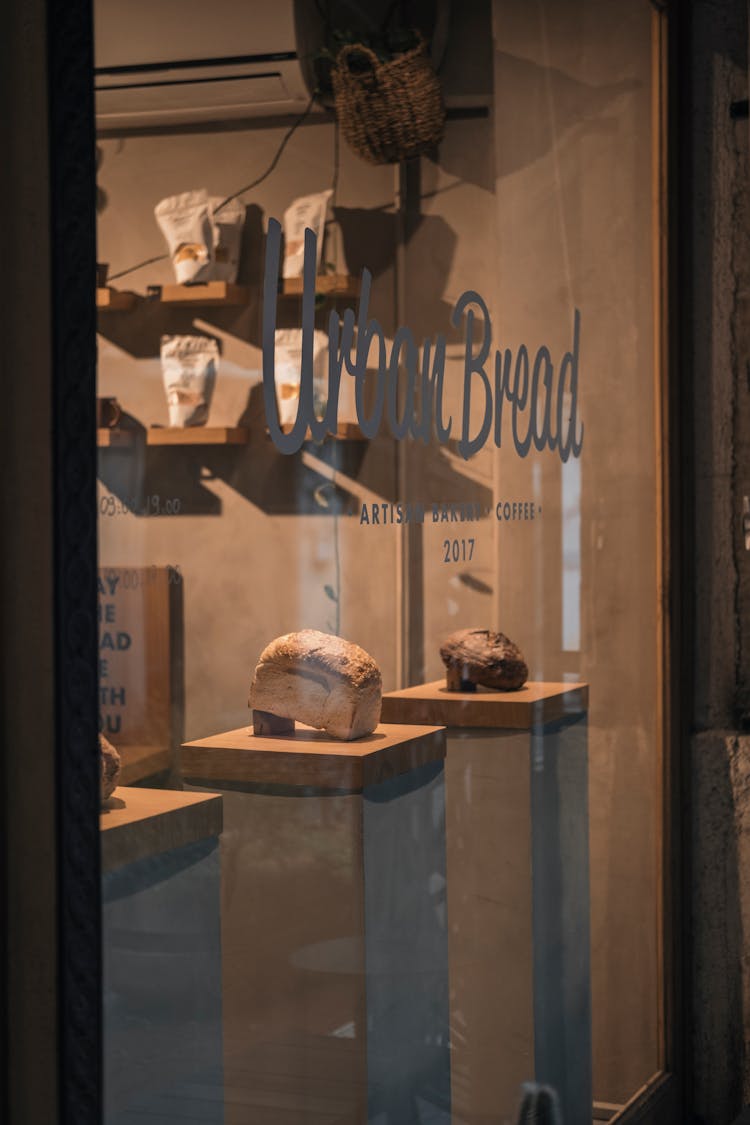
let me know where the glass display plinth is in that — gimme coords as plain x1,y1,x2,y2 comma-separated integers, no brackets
181,723,451,1124
381,682,591,1125
101,787,224,1125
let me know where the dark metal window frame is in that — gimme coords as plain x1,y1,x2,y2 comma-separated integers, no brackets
49,0,101,1121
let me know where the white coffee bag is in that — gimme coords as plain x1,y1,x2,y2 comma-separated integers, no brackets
155,190,214,284
161,335,219,427
282,190,333,279
274,329,328,426
209,197,245,283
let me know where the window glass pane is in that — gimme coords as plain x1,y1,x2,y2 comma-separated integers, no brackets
96,2,665,1121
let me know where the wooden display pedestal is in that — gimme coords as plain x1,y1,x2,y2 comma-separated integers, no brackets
381,681,591,1125
181,722,451,1124
101,787,224,1125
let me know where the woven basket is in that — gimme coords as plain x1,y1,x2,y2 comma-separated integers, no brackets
331,34,446,165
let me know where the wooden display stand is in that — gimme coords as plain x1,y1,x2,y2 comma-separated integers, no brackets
181,722,451,1124
101,787,224,1124
381,681,591,1125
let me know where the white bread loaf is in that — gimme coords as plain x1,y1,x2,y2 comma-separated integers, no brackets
249,629,382,741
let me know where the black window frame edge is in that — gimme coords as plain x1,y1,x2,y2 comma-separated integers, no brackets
49,0,102,1119
669,0,692,1116
2,0,100,1119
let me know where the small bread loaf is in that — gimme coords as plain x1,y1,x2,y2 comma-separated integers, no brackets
440,628,528,691
100,734,121,802
249,629,382,741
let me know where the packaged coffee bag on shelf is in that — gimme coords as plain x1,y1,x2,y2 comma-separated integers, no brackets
161,335,219,427
274,329,328,426
337,352,357,425
155,190,214,284
209,196,245,283
282,190,332,279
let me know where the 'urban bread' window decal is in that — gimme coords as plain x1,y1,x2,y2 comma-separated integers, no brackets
262,218,584,462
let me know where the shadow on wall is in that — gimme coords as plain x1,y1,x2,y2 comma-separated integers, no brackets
97,193,464,358
98,387,494,519
493,51,641,178
96,115,498,526
97,293,261,360
98,417,223,516
97,185,491,518
338,204,464,346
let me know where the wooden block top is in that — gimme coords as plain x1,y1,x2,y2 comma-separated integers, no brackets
181,722,446,792
100,787,222,874
96,286,137,310
380,680,588,730
97,427,135,448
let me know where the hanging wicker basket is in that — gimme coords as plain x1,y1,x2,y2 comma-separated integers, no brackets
331,33,446,165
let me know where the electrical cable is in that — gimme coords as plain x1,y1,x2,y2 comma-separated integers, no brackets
106,93,317,283
213,94,316,213
109,253,168,283
331,107,340,206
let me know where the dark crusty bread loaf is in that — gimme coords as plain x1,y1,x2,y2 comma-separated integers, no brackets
440,628,528,691
100,734,121,802
249,629,383,741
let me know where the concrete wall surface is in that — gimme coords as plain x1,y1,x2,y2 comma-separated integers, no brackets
689,1,750,1122
693,732,750,1122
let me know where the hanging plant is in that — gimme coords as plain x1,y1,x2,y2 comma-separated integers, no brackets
329,29,446,165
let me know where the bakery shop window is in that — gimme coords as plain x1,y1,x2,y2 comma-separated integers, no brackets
96,1,675,1123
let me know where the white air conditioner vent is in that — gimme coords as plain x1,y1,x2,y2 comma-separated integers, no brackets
94,0,313,128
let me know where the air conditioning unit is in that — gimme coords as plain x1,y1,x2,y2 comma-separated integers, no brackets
94,0,314,129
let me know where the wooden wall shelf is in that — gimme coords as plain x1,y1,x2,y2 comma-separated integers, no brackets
97,276,360,310
159,281,250,306
98,426,249,446
146,426,249,446
280,274,360,299
97,428,135,448
96,287,138,311
276,422,365,442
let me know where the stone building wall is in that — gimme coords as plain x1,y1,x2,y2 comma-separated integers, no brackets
690,2,750,1122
